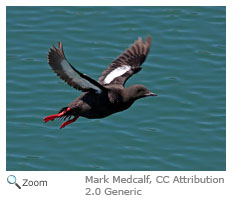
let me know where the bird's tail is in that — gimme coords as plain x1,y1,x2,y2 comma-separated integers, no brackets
58,107,73,120
59,106,69,113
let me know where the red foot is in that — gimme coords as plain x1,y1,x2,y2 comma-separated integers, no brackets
44,107,71,123
60,116,79,129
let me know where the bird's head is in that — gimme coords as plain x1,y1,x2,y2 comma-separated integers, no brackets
125,84,157,101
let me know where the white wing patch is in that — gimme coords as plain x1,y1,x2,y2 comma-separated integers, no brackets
61,60,102,93
104,65,131,84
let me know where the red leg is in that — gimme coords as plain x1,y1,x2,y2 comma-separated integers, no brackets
60,116,79,129
44,108,71,123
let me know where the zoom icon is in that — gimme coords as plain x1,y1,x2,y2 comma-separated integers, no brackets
7,175,21,189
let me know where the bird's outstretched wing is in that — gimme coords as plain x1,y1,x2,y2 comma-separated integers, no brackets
47,42,106,93
98,36,151,86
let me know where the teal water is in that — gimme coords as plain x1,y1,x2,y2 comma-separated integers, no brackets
6,6,226,171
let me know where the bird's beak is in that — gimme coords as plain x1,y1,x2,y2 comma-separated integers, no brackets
145,92,157,97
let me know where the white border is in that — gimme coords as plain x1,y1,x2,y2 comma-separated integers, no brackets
1,1,232,199
1,0,229,6
0,0,6,173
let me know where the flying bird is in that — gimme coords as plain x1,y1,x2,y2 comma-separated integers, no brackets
44,36,157,129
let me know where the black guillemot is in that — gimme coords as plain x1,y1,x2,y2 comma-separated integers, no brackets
44,36,157,129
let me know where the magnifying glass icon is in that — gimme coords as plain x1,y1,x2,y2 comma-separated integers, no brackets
7,175,21,189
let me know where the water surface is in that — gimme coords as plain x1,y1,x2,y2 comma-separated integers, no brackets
6,6,226,171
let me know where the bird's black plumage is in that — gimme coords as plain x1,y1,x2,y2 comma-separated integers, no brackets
98,36,151,86
44,36,157,129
